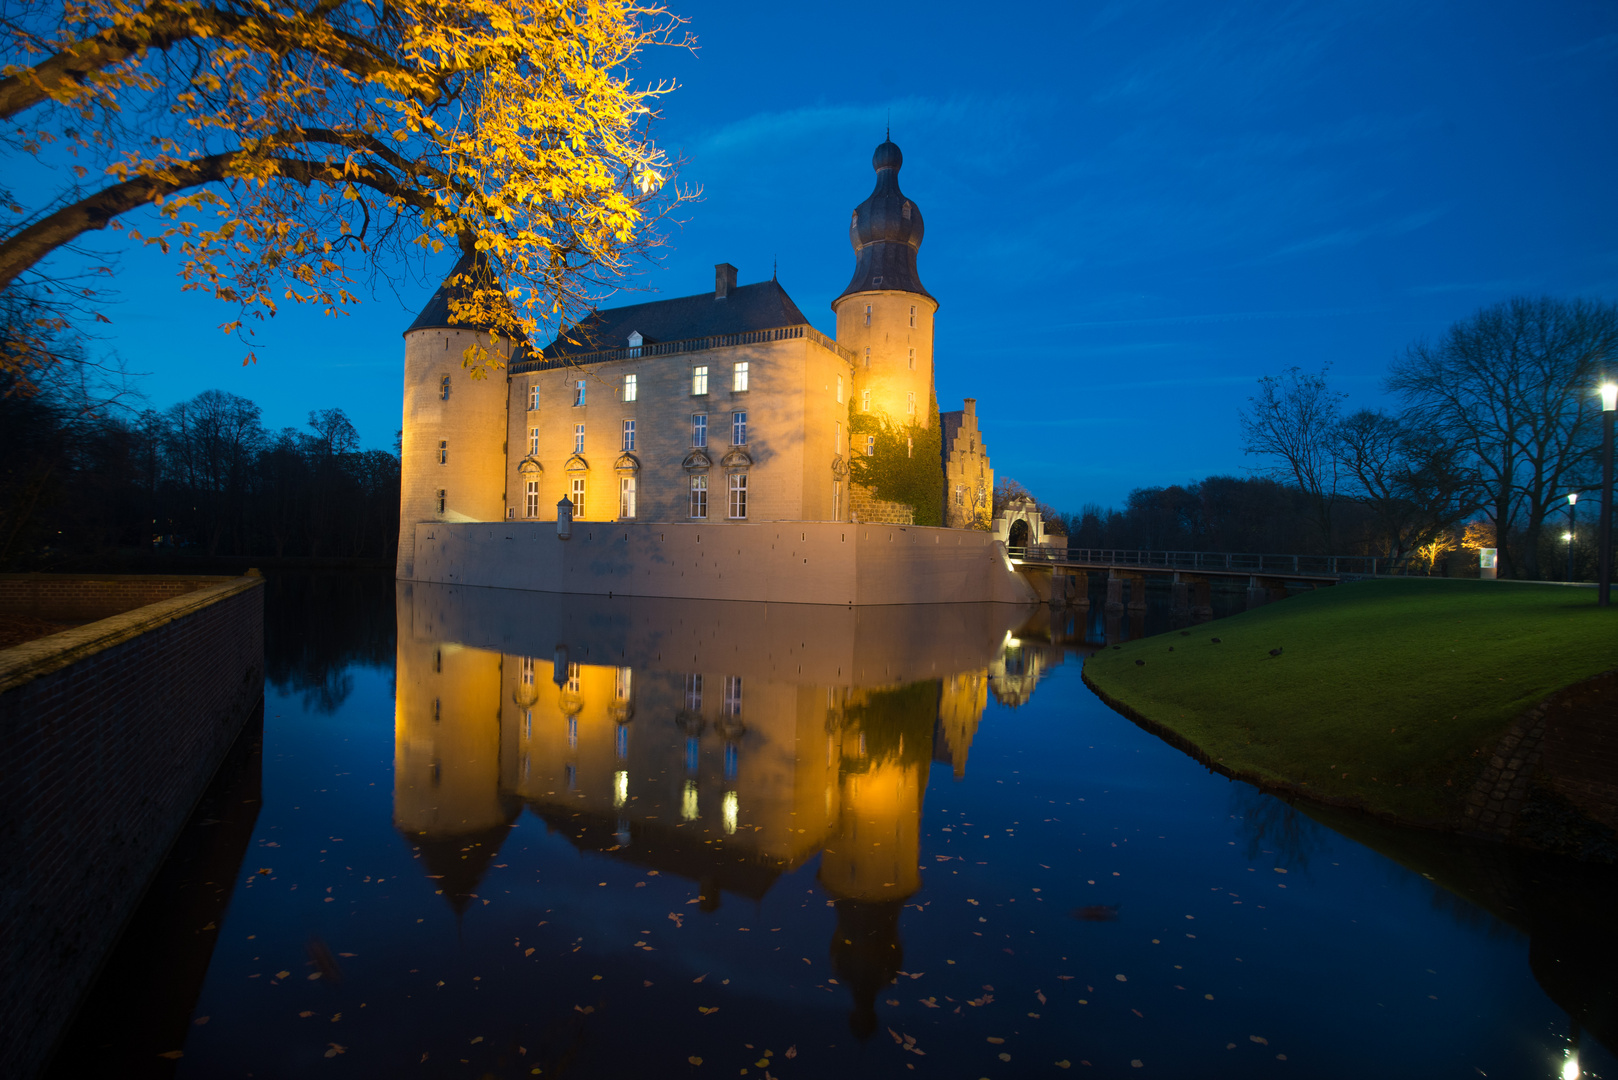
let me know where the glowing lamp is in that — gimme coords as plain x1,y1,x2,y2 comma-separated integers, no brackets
1563,1058,1580,1080
1568,492,1578,506
1603,382,1618,412
1562,532,1573,542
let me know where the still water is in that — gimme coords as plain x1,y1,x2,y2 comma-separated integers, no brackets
54,574,1614,1079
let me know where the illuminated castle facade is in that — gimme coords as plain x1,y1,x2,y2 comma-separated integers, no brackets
396,140,994,582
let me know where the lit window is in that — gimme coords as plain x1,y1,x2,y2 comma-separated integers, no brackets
908,347,915,370
622,419,635,452
692,365,709,396
728,473,748,519
437,440,447,464
574,424,585,454
574,379,586,406
836,374,843,403
864,304,871,326
861,389,870,412
623,373,638,402
436,489,446,513
907,391,916,415
956,484,965,506
440,374,451,401
521,657,534,686
620,476,637,519
733,362,749,392
689,475,707,519
835,421,841,454
909,305,916,328
865,435,875,457
571,477,586,518
692,413,707,447
724,676,742,717
907,436,914,458
528,383,540,410
528,426,539,455
732,411,747,446
525,480,539,517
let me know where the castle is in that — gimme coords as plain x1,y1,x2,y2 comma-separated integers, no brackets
396,139,997,593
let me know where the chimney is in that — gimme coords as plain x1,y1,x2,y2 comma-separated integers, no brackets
715,263,738,299
964,397,976,416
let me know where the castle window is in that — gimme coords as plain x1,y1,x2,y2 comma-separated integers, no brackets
436,489,446,513
623,373,637,402
525,480,539,517
619,476,637,519
907,436,914,458
908,347,915,370
437,440,448,464
833,480,841,520
724,676,743,717
731,411,748,446
864,304,871,327
863,347,870,368
732,361,749,392
909,305,916,327
727,473,748,519
574,424,585,454
835,420,841,454
521,657,534,686
528,383,540,410
836,374,843,403
865,435,875,457
440,374,451,401
689,475,708,519
573,379,587,407
691,365,709,396
956,484,965,506
692,413,707,448
528,426,539,456
571,477,586,518
861,390,870,413
907,391,916,415
622,419,636,452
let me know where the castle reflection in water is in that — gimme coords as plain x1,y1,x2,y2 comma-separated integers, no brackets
394,584,1060,1034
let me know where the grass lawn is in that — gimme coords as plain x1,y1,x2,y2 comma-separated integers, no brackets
1082,578,1618,826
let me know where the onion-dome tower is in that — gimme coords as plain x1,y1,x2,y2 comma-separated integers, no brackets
833,139,939,524
397,248,513,579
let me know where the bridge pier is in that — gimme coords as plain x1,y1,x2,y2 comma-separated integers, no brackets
1246,575,1290,608
1105,571,1125,613
1126,573,1149,613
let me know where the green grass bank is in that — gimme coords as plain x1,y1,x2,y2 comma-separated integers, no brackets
1082,579,1617,827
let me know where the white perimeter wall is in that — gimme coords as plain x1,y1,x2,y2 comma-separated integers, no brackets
407,521,1036,606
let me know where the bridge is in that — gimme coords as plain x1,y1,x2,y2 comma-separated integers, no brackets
1006,546,1411,612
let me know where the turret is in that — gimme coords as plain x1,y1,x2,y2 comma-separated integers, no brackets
834,139,937,436
397,250,512,578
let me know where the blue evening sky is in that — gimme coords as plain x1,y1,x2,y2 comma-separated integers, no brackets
57,0,1618,511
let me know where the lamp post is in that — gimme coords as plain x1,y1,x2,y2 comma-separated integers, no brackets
1565,493,1578,581
1599,382,1616,608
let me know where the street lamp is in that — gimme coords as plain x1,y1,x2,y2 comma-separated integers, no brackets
1565,493,1578,582
1600,382,1616,608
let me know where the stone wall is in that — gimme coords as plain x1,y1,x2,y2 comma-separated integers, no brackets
0,574,264,1080
850,484,914,525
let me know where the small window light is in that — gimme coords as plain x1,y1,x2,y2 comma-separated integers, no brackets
437,440,448,464
623,373,637,402
861,389,870,412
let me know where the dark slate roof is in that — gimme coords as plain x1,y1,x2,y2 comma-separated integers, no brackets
404,250,511,336
836,140,934,305
540,278,810,360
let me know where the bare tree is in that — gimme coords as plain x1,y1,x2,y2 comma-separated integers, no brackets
1239,366,1345,543
1332,408,1473,561
1386,296,1618,578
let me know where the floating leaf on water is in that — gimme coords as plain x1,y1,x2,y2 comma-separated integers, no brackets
158,1051,183,1059
1250,1036,1269,1045
688,1056,703,1066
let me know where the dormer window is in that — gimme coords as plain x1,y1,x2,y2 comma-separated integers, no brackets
627,330,643,357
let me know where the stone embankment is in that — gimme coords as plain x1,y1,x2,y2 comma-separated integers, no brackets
0,573,265,1080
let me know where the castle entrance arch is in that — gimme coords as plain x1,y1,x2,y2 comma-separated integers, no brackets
1008,519,1030,550
992,494,1046,552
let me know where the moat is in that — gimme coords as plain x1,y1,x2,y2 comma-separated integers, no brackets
53,574,1615,1079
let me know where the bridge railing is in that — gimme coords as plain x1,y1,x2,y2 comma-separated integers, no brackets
1007,546,1410,577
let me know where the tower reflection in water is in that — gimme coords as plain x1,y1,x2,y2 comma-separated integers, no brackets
394,584,1054,1035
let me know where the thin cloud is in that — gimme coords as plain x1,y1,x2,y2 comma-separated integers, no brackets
1257,209,1444,262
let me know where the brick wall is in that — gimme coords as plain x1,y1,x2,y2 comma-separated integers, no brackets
850,484,914,526
0,575,264,1080
0,574,231,622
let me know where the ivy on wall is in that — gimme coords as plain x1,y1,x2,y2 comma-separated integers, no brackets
848,393,943,527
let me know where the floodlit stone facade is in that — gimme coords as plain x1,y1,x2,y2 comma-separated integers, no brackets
397,140,999,589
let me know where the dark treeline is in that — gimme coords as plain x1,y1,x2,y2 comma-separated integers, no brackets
0,376,399,569
1062,475,1386,556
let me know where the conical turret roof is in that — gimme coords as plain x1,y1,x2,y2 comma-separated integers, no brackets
404,249,499,335
835,139,934,305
